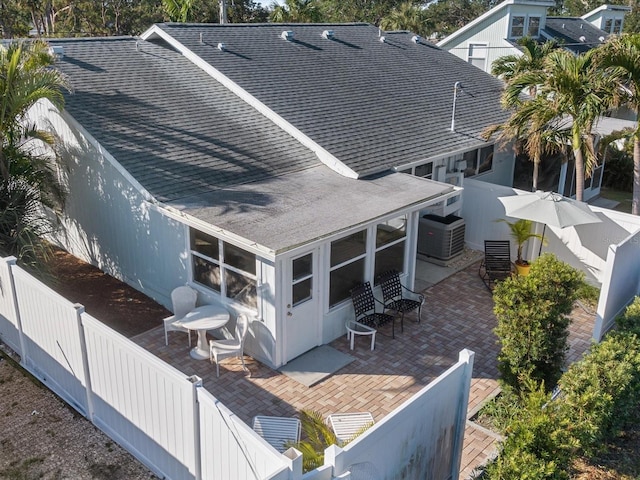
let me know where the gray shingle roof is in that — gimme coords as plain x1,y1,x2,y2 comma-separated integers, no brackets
50,36,453,254
152,23,508,177
51,37,320,203
543,18,608,54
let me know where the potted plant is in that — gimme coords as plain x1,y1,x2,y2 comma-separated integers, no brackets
499,219,543,276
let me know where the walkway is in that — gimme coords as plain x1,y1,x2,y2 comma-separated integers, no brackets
133,260,595,479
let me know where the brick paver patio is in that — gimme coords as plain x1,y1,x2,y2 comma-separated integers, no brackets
133,261,595,479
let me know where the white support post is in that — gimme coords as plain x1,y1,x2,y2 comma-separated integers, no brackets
282,447,303,480
74,304,94,421
450,349,475,480
325,444,346,477
192,377,204,480
5,257,27,363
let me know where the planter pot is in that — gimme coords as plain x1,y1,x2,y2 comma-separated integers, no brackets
515,262,531,276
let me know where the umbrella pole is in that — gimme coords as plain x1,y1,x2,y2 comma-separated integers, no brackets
538,224,546,257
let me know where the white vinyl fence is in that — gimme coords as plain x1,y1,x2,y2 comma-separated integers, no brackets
461,179,640,339
0,256,474,480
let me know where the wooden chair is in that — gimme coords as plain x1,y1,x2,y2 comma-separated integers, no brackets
376,270,425,328
479,240,516,290
252,415,301,453
350,281,396,338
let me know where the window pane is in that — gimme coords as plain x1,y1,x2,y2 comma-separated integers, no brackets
463,149,478,177
293,278,312,306
614,19,622,33
293,254,312,281
478,145,494,174
193,256,221,292
470,57,485,69
510,16,524,37
374,241,405,282
415,163,433,178
225,269,257,309
191,230,219,259
528,17,540,36
331,231,367,267
605,19,613,32
329,258,365,307
376,216,407,248
224,243,256,275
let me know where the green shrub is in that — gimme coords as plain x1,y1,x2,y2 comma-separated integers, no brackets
483,379,576,479
557,331,640,455
615,296,640,335
493,254,583,392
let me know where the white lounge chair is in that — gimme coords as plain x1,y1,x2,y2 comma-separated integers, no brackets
163,285,198,346
252,415,301,453
326,412,374,445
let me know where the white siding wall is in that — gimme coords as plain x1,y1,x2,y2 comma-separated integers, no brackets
0,257,20,353
26,100,188,309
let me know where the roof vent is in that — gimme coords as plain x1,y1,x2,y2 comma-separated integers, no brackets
411,35,421,43
599,36,606,42
379,35,386,43
580,23,584,29
322,29,334,40
281,30,294,41
579,35,586,42
562,23,565,28
48,45,64,58
200,32,204,44
217,42,226,51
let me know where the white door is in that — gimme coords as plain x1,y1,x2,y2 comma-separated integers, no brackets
284,249,320,361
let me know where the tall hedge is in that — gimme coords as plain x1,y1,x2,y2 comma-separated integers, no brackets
493,254,583,392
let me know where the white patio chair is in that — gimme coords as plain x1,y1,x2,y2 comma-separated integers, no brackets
163,285,198,346
326,412,374,445
209,313,249,377
252,415,301,453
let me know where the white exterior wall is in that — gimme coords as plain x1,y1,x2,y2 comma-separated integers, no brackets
0,257,20,353
26,100,188,309
439,3,550,74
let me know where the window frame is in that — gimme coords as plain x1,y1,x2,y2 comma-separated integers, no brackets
189,229,258,310
462,144,495,177
509,15,541,39
467,42,488,70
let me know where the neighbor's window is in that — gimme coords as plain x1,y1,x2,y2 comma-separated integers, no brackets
613,19,622,34
415,162,433,179
190,229,257,309
374,215,406,281
467,43,487,70
463,145,494,177
604,19,613,32
527,16,541,37
329,230,367,307
510,16,525,38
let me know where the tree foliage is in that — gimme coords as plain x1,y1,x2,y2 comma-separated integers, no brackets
493,254,583,393
0,41,69,271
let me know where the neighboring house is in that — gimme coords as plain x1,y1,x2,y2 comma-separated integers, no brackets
438,1,631,201
438,1,629,73
29,23,511,368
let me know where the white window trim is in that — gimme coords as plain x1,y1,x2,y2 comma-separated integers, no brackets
509,14,541,39
467,42,488,71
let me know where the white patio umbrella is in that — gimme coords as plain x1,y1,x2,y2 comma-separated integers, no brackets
498,190,602,255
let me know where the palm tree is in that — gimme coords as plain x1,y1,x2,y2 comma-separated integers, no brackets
491,37,557,96
0,40,69,270
486,39,563,191
163,0,196,22
505,49,619,201
270,0,323,23
597,34,640,215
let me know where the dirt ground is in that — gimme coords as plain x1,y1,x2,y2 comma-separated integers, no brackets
0,249,168,479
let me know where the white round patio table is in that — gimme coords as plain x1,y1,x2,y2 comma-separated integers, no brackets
178,305,230,360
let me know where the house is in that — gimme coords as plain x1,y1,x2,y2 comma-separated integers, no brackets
29,23,511,368
438,1,629,73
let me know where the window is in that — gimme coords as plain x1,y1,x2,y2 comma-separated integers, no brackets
604,19,613,32
510,16,525,38
415,162,433,179
527,16,540,37
613,19,622,34
329,230,367,307
190,229,257,309
374,215,406,281
467,43,487,70
292,253,312,306
463,145,494,177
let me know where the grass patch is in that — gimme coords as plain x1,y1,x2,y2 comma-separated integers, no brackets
0,456,46,480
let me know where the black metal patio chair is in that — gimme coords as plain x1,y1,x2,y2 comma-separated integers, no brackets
349,281,396,338
376,270,425,329
479,240,516,291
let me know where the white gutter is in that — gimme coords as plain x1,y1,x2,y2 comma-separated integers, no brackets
140,25,359,180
